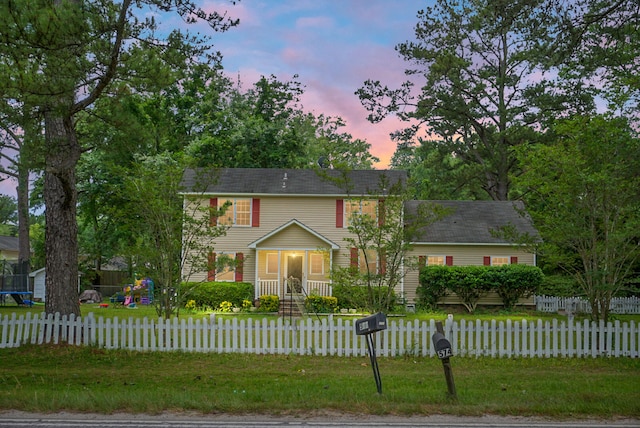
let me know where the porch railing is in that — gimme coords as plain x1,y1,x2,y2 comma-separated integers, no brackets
257,279,331,298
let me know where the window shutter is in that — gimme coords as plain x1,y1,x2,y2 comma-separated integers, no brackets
209,198,218,226
379,252,386,275
207,252,216,281
350,247,358,267
378,199,385,227
446,256,453,266
336,199,344,228
483,256,491,266
418,256,426,268
510,256,518,264
251,199,260,227
235,253,244,282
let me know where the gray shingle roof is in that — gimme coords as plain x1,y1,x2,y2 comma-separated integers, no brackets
180,168,407,196
0,235,19,252
406,200,539,244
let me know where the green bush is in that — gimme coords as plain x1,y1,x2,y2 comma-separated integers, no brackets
332,284,397,312
490,264,544,310
305,295,338,313
417,265,453,310
258,295,279,312
183,282,253,309
538,274,579,297
417,265,544,312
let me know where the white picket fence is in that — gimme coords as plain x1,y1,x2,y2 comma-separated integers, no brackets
535,295,640,314
1,312,638,358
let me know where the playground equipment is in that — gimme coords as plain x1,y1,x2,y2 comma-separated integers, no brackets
122,278,154,306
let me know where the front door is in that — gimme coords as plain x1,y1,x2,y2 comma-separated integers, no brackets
285,254,303,295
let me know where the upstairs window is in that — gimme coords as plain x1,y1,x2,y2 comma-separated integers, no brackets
218,198,252,226
344,199,377,227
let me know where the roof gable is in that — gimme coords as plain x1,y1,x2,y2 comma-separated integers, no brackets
180,168,407,197
248,219,339,249
406,200,539,245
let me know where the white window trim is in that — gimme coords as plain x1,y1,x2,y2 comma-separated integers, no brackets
219,198,252,227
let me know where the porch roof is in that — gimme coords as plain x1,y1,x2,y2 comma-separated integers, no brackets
247,219,340,250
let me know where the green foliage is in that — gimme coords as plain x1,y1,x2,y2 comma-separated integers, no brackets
417,265,544,312
183,282,253,310
517,115,640,321
489,265,544,311
304,295,338,314
417,265,452,310
258,295,279,312
332,284,397,312
218,301,233,312
538,274,580,298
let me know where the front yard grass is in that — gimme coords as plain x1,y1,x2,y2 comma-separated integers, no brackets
0,344,638,418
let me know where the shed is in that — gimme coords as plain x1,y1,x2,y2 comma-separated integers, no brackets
29,268,81,302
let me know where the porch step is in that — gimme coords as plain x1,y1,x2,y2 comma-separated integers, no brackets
279,297,305,316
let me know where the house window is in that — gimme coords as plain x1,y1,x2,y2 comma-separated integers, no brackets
344,199,377,227
218,198,251,226
266,253,278,274
215,253,236,281
491,256,510,266
359,249,378,274
309,253,324,275
427,256,445,266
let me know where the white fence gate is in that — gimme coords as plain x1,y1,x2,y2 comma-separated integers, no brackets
1,312,638,358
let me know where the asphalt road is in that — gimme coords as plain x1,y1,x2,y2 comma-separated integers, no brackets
0,412,638,428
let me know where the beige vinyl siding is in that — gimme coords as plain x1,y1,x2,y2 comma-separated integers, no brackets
258,223,329,249
403,244,536,304
184,195,357,284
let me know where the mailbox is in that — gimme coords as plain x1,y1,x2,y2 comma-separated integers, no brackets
355,312,387,335
432,332,453,359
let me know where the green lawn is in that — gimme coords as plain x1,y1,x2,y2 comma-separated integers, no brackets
2,301,639,325
0,344,638,418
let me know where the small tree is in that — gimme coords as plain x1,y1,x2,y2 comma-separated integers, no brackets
517,115,640,321
329,171,446,313
124,154,230,318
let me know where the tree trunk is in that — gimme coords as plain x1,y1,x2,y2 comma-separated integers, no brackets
43,110,81,317
16,159,30,279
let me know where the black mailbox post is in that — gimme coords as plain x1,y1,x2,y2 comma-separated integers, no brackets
432,321,457,400
355,312,387,394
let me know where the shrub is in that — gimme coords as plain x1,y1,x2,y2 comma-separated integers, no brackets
183,281,253,309
332,284,397,312
417,265,453,310
218,301,233,312
258,295,279,312
490,264,544,310
417,265,545,312
305,295,338,313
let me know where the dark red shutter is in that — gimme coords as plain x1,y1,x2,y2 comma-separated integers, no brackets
251,199,260,227
350,247,358,267
336,199,344,228
483,256,491,266
235,253,244,282
207,252,216,281
446,256,453,266
418,256,426,268
510,256,518,264
209,198,218,226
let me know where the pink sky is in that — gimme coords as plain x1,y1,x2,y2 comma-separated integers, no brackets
195,0,427,168
0,1,429,198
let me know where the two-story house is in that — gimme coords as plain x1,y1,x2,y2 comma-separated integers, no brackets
180,168,538,307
